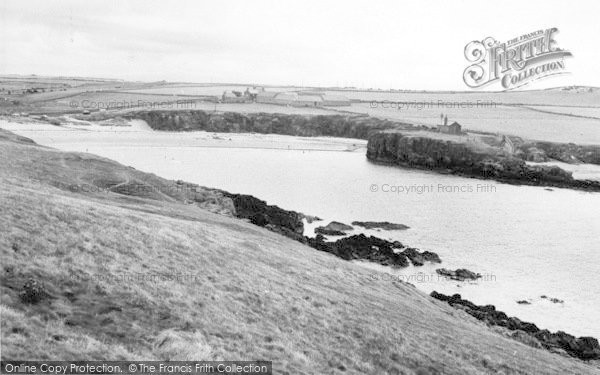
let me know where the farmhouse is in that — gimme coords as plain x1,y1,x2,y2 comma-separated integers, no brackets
221,90,249,103
437,121,462,135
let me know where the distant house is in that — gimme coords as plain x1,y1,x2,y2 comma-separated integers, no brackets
244,87,259,101
437,121,462,135
221,91,248,103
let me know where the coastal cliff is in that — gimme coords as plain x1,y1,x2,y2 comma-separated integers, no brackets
88,109,598,168
75,109,600,190
120,110,410,139
366,131,600,191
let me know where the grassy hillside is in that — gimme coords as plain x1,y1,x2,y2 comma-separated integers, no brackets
1,129,598,374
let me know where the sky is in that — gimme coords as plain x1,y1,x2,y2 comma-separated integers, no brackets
1,0,599,90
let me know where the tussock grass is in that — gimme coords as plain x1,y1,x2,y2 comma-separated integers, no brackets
1,129,598,374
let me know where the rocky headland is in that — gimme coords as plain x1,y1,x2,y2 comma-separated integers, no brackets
367,131,600,191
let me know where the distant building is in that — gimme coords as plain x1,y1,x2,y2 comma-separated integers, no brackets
437,121,462,135
256,91,349,107
221,90,248,103
244,87,259,101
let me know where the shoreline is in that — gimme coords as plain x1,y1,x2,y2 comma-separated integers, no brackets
2,121,599,340
1,126,599,368
4,111,600,191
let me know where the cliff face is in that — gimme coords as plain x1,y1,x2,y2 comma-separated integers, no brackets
121,110,409,139
367,132,489,168
367,132,600,191
95,109,600,165
82,109,599,189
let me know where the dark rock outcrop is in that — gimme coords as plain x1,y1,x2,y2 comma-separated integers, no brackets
307,234,440,268
401,247,441,266
430,292,600,360
226,196,444,268
314,228,345,236
367,131,600,191
315,221,353,236
224,193,306,242
541,295,564,304
436,268,482,281
351,221,409,230
222,193,442,269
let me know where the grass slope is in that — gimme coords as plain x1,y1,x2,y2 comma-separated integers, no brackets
0,129,598,374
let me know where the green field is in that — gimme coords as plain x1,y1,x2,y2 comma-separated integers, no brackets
339,103,600,144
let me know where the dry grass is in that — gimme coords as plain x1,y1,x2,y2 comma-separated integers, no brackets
1,129,598,374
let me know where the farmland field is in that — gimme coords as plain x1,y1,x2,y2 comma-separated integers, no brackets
336,102,600,144
322,88,600,107
113,101,338,115
2,75,599,144
524,105,600,119
123,84,294,96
